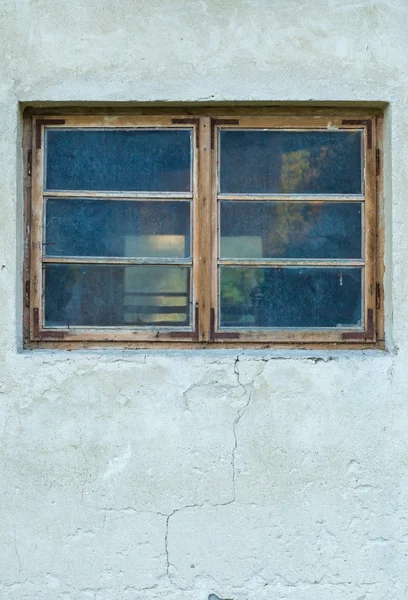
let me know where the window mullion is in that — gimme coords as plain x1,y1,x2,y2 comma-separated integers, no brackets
194,116,212,342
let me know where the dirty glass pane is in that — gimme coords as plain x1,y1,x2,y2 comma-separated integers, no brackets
220,202,362,259
44,265,191,327
45,199,191,258
46,129,192,192
220,267,362,328
219,130,362,194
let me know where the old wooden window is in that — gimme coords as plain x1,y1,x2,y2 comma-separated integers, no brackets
24,110,383,348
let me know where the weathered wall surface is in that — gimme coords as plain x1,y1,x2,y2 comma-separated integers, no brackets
0,1,407,598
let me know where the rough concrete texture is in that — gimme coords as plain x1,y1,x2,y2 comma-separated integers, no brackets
0,0,407,598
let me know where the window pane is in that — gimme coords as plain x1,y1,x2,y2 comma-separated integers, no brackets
219,130,362,194
44,265,191,327
220,267,362,328
45,199,191,258
220,202,362,259
46,129,192,192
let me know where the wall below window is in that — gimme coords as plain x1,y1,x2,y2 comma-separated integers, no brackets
0,1,407,599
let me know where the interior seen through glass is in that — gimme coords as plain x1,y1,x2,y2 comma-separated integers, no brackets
219,130,362,195
45,198,191,258
220,267,362,329
44,264,191,328
220,201,362,259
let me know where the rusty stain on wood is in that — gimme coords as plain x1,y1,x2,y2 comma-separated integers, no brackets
32,307,66,339
342,309,374,340
341,118,373,149
171,117,200,147
376,148,381,177
35,119,66,149
210,118,239,149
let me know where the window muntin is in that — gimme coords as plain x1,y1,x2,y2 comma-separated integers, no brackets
26,112,381,346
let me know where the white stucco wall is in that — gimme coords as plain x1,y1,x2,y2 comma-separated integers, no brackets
0,1,407,598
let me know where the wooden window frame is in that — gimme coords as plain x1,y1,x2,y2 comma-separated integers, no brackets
23,107,384,350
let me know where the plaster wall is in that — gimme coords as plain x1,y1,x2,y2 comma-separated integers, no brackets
0,1,407,599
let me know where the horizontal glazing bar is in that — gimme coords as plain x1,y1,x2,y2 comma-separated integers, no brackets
42,325,194,331
219,127,365,132
43,257,192,265
43,191,193,200
218,325,364,332
218,194,365,202
218,258,365,267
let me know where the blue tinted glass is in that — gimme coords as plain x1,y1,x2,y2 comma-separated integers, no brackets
220,202,362,259
46,129,192,192
220,267,362,328
44,265,191,327
220,130,362,194
45,199,191,258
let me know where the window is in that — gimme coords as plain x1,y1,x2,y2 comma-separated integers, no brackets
23,109,383,348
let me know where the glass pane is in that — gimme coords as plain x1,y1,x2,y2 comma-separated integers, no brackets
220,267,362,328
46,129,192,192
44,265,191,327
220,202,362,259
219,130,362,195
45,199,191,258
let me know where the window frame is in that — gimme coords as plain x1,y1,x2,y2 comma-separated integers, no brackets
23,108,384,349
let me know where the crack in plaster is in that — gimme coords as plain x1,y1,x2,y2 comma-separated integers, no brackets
161,353,392,594
0,579,29,591
165,500,237,588
165,502,236,588
231,355,268,501
8,352,396,596
165,356,267,589
101,506,168,518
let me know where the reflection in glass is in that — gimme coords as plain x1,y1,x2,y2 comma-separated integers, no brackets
45,265,191,327
45,199,191,258
46,129,192,192
219,130,362,194
220,202,362,259
220,267,362,328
